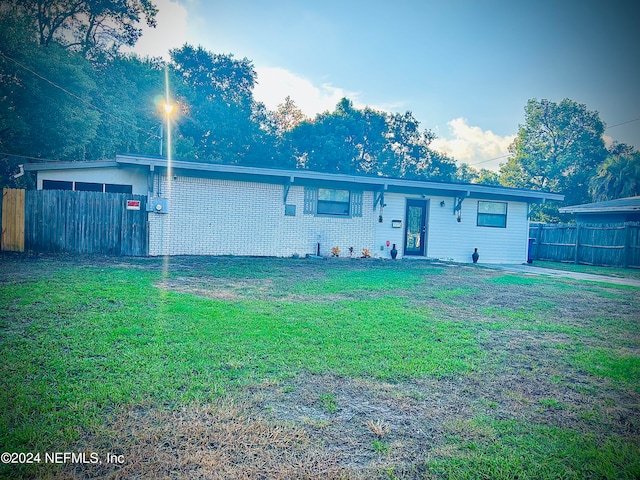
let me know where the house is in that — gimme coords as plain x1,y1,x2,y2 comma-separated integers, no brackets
25,154,564,263
558,196,640,224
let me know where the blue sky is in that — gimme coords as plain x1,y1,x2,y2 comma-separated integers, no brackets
131,0,640,170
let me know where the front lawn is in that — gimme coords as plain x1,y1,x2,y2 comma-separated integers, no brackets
1,256,638,479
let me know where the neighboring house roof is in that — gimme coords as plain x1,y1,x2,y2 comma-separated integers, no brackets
558,196,640,214
25,154,565,203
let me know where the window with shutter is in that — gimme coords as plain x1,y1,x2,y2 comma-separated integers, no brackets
303,187,317,214
351,191,363,217
304,187,359,217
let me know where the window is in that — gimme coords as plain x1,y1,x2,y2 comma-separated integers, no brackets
303,187,362,217
41,180,133,193
317,188,350,216
105,183,133,194
477,201,507,228
75,182,103,192
42,180,73,190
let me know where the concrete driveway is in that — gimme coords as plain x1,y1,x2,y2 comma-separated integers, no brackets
483,263,640,288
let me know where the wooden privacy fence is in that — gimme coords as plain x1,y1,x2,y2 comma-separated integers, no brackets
1,189,148,256
529,222,640,268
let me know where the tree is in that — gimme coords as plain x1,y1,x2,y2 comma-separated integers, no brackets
264,97,306,168
169,44,274,166
3,0,158,59
476,169,501,186
589,143,640,201
288,100,456,180
455,163,479,183
1,4,167,165
272,96,306,135
454,164,501,185
500,98,607,219
170,44,256,105
84,54,166,160
291,98,388,174
0,13,100,161
380,111,455,181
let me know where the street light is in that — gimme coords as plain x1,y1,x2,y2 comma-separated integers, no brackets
159,101,175,157
159,64,177,159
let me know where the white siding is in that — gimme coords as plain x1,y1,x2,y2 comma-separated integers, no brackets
427,198,529,264
373,193,409,259
37,166,148,195
375,193,529,263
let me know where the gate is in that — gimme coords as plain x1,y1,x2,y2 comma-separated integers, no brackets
1,188,25,252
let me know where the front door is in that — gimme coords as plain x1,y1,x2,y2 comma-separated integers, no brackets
404,199,428,256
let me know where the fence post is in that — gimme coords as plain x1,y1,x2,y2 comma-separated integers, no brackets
535,223,543,260
623,223,631,268
574,224,581,264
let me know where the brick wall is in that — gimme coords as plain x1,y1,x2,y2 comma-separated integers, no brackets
148,175,377,257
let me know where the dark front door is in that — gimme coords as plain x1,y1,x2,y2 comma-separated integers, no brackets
404,199,428,256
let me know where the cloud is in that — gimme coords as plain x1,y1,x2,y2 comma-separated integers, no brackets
602,134,615,148
254,67,359,118
124,0,189,59
431,118,516,171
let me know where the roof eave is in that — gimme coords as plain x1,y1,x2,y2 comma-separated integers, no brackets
559,207,640,214
116,154,565,203
24,160,118,171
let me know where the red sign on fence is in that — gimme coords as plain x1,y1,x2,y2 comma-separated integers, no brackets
126,200,141,211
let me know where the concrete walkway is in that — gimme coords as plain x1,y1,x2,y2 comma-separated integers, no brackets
483,263,640,288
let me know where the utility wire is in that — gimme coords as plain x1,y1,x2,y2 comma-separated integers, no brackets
466,154,510,167
606,117,640,129
0,151,59,162
0,50,160,139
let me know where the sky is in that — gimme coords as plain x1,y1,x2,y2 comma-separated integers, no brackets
129,0,640,171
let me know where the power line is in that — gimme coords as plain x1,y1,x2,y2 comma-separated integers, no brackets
0,151,59,162
466,154,510,167
0,50,160,139
606,117,640,129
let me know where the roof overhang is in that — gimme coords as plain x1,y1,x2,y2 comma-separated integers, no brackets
24,160,118,170
559,206,640,214
559,197,640,214
25,154,565,204
116,155,564,203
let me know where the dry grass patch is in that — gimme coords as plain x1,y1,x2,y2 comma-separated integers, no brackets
366,419,390,438
58,401,352,480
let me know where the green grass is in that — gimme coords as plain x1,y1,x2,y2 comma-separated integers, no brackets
534,260,640,280
431,417,640,479
318,393,338,413
0,266,478,452
572,348,640,391
538,398,566,410
372,439,390,454
290,266,445,295
1,257,638,478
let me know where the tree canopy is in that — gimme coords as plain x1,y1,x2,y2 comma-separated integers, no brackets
3,0,158,59
1,0,637,220
589,143,640,202
499,98,608,220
